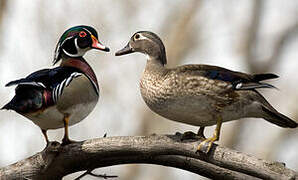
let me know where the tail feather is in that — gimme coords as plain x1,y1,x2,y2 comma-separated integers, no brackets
262,106,297,128
237,73,278,90
253,73,279,82
1,101,19,111
239,82,277,90
2,98,19,111
5,79,27,87
1,102,12,110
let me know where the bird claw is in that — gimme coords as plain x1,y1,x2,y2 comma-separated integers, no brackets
61,138,77,146
45,141,60,147
196,139,214,154
43,141,59,150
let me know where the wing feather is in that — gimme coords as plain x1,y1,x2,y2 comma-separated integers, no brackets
173,64,278,91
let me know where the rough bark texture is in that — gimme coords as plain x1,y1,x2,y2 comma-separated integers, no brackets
0,134,297,180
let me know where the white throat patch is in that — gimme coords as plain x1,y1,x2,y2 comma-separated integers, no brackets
62,37,87,57
74,38,87,56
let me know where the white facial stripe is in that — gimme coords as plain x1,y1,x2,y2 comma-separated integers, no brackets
74,38,79,49
138,33,147,40
61,36,77,57
62,48,77,57
83,28,92,36
74,38,87,56
56,36,73,58
61,36,72,46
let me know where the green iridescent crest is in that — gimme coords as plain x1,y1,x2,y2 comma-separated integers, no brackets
58,25,98,44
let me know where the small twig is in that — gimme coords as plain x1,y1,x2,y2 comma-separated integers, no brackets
74,171,89,180
75,133,114,180
75,169,117,180
87,171,118,179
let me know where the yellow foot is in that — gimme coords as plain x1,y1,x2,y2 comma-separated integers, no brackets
196,116,222,154
196,137,217,154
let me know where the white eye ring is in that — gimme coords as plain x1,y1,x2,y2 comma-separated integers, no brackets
134,33,147,41
135,34,140,40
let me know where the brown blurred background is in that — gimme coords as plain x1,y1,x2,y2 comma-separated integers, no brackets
0,0,297,179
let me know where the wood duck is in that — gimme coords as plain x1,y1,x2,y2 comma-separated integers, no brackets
2,25,109,146
115,31,297,153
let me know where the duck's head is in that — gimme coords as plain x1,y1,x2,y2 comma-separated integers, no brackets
115,31,167,65
53,25,110,65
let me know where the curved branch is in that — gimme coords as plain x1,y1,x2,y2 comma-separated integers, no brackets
0,134,296,180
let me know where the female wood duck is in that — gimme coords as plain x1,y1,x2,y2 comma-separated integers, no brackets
115,31,297,153
2,25,109,146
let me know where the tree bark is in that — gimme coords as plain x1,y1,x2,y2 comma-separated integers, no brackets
0,134,297,180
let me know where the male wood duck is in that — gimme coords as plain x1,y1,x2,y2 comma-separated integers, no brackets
115,31,297,153
2,25,109,146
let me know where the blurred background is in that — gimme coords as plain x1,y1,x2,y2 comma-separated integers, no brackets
0,0,297,179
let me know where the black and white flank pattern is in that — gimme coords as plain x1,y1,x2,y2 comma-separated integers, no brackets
52,72,82,103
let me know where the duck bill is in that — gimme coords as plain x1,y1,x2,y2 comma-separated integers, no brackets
91,35,110,52
115,44,133,56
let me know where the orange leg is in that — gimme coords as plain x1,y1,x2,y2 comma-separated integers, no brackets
61,114,74,145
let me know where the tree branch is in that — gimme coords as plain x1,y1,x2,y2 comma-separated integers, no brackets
0,134,296,180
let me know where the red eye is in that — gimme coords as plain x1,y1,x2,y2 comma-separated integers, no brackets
79,31,87,38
